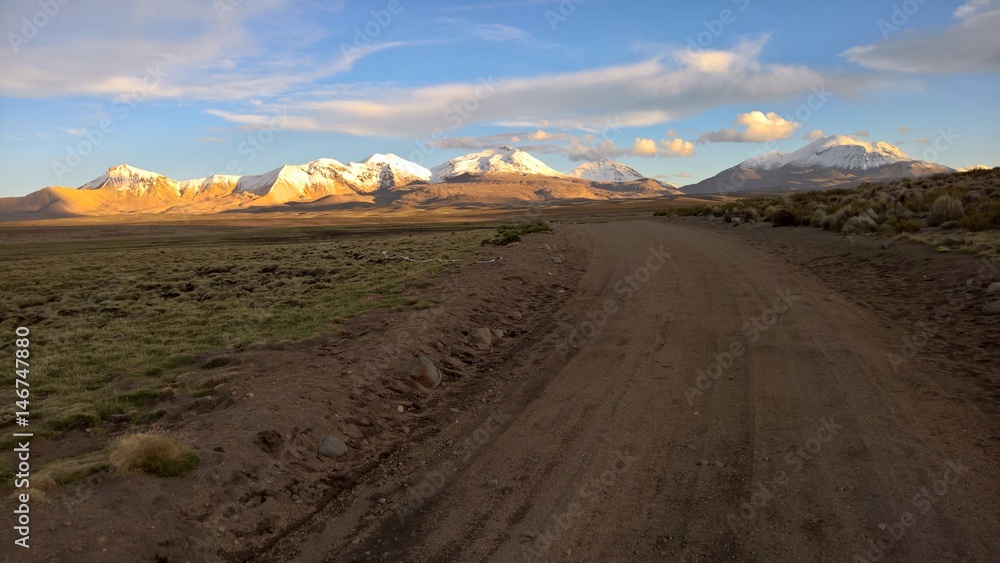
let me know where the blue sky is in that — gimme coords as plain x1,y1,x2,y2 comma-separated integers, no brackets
0,0,998,196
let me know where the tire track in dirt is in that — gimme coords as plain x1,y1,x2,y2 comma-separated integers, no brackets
308,220,999,562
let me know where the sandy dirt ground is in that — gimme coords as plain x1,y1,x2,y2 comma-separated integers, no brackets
8,218,1000,562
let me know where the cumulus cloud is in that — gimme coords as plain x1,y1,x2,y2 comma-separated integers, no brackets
852,129,871,138
630,137,695,158
698,111,801,143
840,8,1000,73
563,138,626,161
803,129,826,140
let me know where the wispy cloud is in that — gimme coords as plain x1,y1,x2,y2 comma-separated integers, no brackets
804,129,826,140
841,8,1000,73
195,136,228,143
471,23,531,43
209,37,879,139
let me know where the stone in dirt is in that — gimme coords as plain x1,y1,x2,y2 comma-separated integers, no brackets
472,327,493,347
492,328,504,338
987,282,1000,295
983,301,1000,315
318,435,348,458
408,355,442,389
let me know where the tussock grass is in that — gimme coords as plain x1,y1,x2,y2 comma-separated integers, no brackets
108,432,198,477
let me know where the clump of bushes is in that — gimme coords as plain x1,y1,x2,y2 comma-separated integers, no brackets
482,221,550,246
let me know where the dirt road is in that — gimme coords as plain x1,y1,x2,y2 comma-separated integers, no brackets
308,220,998,562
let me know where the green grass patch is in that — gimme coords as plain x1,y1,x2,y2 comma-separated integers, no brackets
0,227,489,435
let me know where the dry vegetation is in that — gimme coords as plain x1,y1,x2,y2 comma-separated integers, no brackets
656,168,1000,254
0,226,490,441
108,432,198,477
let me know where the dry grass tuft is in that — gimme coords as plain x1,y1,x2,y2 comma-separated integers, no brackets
109,433,198,477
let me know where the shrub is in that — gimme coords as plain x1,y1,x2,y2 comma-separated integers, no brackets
842,216,879,234
109,433,199,477
882,218,923,235
770,208,799,227
810,209,827,228
928,195,964,226
482,221,550,246
959,202,1000,232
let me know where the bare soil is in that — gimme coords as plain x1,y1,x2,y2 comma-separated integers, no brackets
6,217,1000,562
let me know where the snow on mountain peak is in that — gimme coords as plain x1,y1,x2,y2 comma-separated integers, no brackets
80,164,172,192
740,135,914,171
569,159,645,182
429,147,564,183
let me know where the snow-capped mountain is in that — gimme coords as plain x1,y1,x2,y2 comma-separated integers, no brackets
429,146,565,183
684,135,953,194
81,164,179,196
740,135,912,171
569,159,645,183
341,154,431,190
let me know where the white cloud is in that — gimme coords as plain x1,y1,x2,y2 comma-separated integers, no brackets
955,0,993,19
210,37,877,138
841,8,1000,73
698,111,801,143
0,0,409,101
852,129,871,138
472,23,531,43
804,129,826,140
630,137,694,158
195,137,228,143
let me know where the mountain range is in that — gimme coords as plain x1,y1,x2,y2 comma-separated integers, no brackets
0,136,955,219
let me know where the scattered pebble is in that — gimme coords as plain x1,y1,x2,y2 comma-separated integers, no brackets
318,435,348,459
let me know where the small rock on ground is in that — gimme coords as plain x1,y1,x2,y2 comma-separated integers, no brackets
408,355,442,389
987,282,1000,295
472,327,493,347
318,435,348,458
983,301,1000,315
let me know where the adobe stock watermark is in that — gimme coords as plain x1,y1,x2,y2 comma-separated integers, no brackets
520,450,638,561
726,418,842,534
7,0,72,54
339,0,405,61
407,75,498,167
853,459,969,562
393,411,509,522
685,288,800,405
223,106,290,176
887,255,999,371
563,245,672,354
51,62,169,182
877,0,931,40
545,0,587,30
715,84,833,194
671,0,751,70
